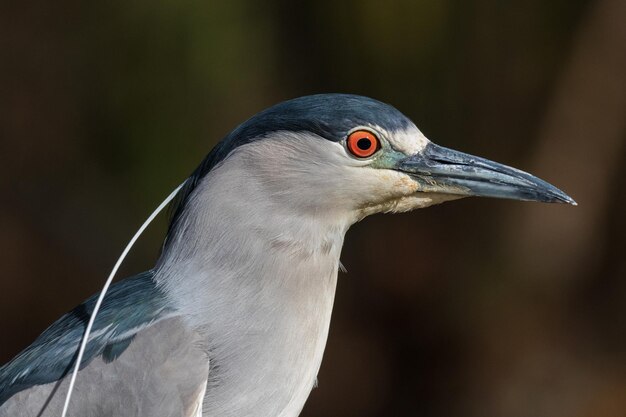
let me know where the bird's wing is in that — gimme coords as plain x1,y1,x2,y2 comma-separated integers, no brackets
0,271,210,417
0,318,210,417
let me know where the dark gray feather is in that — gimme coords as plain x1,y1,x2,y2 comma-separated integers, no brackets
0,271,174,405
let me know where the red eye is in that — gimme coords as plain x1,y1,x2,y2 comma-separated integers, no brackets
346,130,380,158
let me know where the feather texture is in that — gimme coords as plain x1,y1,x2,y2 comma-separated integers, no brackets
0,271,173,406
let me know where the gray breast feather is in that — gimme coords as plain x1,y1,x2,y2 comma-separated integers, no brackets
0,270,174,405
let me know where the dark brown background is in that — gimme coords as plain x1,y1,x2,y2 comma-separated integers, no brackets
1,1,625,416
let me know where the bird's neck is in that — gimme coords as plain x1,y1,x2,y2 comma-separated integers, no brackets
154,160,351,416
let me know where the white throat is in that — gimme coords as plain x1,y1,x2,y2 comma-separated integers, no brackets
155,137,352,417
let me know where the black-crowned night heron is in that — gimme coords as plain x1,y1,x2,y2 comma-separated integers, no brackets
0,94,575,416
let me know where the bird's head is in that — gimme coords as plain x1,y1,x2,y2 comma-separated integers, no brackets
171,94,575,230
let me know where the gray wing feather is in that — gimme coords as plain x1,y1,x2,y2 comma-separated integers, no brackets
0,270,174,405
0,317,210,417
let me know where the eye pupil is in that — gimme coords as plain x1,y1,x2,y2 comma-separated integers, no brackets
357,138,371,150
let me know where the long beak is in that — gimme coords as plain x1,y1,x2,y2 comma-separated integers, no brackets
398,143,576,205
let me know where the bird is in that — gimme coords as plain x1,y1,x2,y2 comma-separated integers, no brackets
0,94,575,417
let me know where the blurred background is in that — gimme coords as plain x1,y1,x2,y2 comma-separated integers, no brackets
1,0,625,416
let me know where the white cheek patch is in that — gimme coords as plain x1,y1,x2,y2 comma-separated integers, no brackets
389,125,430,155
